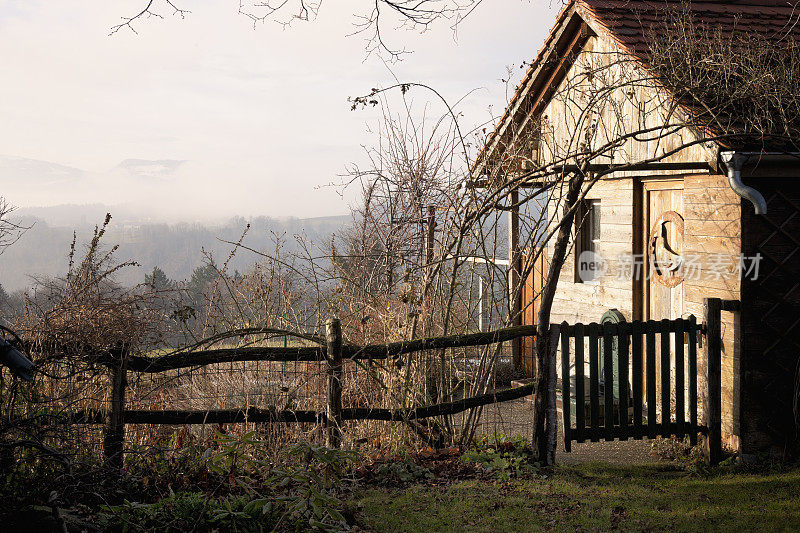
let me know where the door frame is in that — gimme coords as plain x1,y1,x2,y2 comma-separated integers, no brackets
636,177,685,323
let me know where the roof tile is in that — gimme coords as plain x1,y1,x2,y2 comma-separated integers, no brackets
579,0,800,58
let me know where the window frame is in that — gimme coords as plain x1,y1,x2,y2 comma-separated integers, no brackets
574,198,602,283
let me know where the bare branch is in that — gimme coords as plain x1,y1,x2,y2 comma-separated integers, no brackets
112,1,481,59
109,0,190,35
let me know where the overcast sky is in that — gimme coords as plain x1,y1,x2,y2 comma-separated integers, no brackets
0,0,559,221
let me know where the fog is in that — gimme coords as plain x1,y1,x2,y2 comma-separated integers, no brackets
0,0,558,221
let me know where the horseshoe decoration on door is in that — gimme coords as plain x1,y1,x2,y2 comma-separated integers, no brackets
649,210,685,288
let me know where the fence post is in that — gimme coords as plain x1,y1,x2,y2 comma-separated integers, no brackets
104,344,128,470
325,318,343,448
703,298,722,464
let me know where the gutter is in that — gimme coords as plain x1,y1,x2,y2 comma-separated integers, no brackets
720,151,768,215
720,151,800,215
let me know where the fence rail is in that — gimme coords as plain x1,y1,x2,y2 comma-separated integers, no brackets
85,320,541,466
70,382,538,426
103,324,540,373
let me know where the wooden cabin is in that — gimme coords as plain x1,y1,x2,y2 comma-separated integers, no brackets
476,0,800,458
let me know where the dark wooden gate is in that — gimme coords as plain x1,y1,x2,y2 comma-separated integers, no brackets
559,317,702,450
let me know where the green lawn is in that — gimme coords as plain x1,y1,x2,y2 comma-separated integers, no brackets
354,462,800,532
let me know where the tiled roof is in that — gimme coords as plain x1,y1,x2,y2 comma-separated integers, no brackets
476,0,800,171
581,0,800,57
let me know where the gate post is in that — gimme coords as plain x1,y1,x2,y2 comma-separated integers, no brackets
325,318,343,448
104,343,128,471
703,298,722,464
545,324,560,466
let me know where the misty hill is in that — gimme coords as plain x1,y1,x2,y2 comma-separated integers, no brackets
0,155,85,186
0,207,350,292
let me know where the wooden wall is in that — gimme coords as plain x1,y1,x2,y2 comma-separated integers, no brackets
682,173,742,445
550,176,636,325
509,29,749,448
545,171,743,447
521,251,547,378
537,34,714,173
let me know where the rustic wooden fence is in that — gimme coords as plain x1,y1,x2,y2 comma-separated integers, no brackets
76,319,541,469
69,298,728,469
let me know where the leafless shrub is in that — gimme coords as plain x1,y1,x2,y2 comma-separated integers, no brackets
0,198,28,256
21,215,160,356
647,3,800,150
0,214,171,503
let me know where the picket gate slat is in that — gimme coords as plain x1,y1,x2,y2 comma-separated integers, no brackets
646,322,657,439
561,321,571,452
675,319,686,439
618,325,629,440
631,321,644,439
660,319,671,437
575,323,585,443
688,315,699,446
602,323,615,441
589,324,600,442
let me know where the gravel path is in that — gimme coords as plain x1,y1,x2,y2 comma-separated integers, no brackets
557,432,658,465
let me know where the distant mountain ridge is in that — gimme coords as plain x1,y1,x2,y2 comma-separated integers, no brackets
0,205,350,292
114,159,187,180
0,155,85,184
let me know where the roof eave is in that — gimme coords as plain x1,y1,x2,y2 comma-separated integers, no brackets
472,2,588,179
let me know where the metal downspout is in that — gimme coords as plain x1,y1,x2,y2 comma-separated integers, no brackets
720,151,768,215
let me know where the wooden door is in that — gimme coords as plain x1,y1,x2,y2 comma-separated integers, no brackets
642,180,685,417
644,180,685,322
